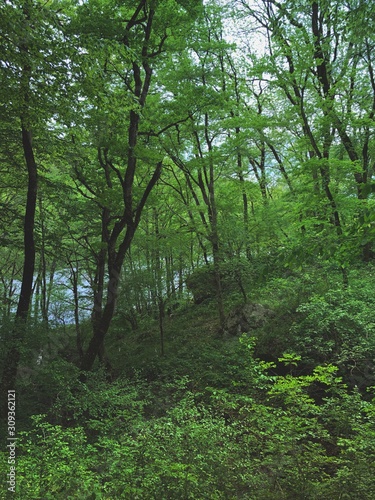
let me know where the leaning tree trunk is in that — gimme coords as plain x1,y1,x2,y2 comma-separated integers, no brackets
80,227,133,373
80,161,162,373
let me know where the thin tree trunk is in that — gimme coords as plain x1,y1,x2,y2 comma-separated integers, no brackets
158,297,165,356
69,262,83,361
238,170,251,260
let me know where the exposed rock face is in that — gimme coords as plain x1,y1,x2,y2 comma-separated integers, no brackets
225,303,274,336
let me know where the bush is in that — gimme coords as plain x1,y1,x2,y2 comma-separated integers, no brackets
291,284,375,388
5,338,375,499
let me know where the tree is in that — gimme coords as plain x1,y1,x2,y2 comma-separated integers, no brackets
238,0,375,275
157,7,237,329
0,0,66,413
64,0,203,372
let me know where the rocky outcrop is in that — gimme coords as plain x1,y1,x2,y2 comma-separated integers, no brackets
225,303,274,336
186,263,252,305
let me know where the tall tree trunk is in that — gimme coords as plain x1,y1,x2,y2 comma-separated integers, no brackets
207,153,226,331
80,160,162,373
1,125,37,416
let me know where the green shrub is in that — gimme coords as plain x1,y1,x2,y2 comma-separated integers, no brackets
6,337,375,499
291,284,375,388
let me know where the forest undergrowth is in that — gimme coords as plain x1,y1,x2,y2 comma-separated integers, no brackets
2,264,375,499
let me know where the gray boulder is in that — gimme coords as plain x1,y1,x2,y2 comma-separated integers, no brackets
225,303,274,336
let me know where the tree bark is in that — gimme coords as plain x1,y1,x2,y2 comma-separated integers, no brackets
80,161,162,373
1,125,37,415
79,3,166,372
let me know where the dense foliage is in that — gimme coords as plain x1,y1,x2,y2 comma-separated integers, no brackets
1,0,375,498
